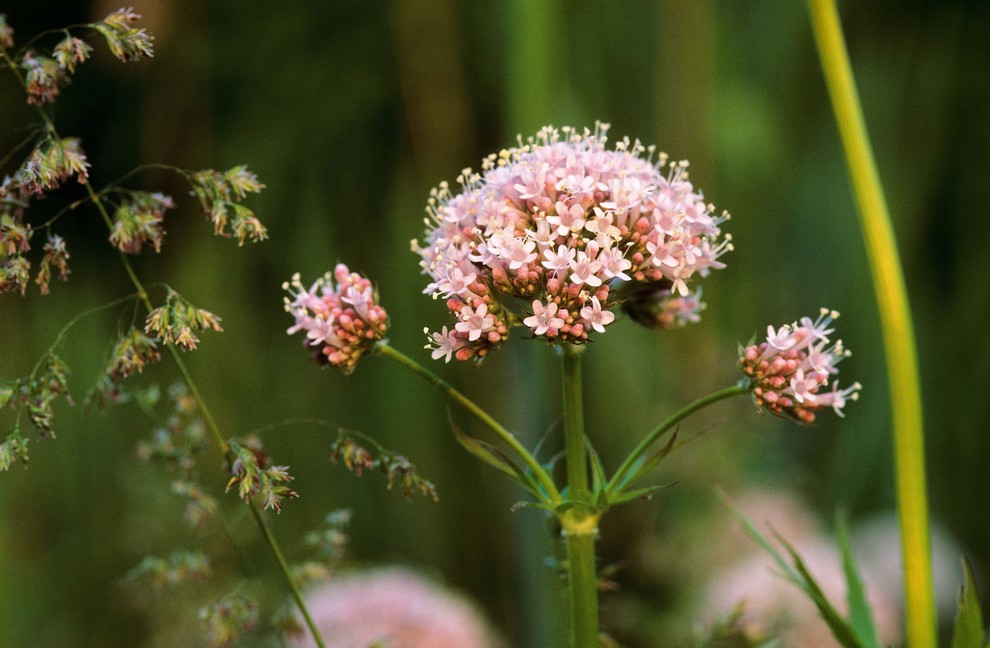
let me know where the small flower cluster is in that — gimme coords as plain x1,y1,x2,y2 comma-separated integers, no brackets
415,123,731,362
621,282,706,329
190,166,267,245
2,12,264,297
0,14,13,49
92,7,154,62
133,384,218,527
144,290,223,350
107,328,162,380
199,593,260,648
5,8,150,106
1,136,90,295
85,327,162,408
226,436,298,513
739,309,861,423
290,509,353,588
0,432,28,471
127,550,212,590
330,429,439,501
283,265,389,373
0,353,72,469
109,191,174,254
19,36,94,105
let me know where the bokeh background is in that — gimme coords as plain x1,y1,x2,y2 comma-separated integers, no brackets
1,1,988,646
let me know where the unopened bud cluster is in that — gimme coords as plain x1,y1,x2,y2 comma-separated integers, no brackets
283,264,389,373
739,309,861,423
414,123,731,363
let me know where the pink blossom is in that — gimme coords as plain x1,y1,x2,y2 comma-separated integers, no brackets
523,300,565,336
568,251,603,287
580,297,615,333
425,326,464,363
288,567,503,648
455,303,494,342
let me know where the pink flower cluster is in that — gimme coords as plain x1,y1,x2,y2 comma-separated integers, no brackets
413,123,731,363
287,567,504,648
739,309,861,423
283,264,388,372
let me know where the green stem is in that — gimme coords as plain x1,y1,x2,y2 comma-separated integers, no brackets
607,383,747,497
807,3,935,647
559,343,598,648
375,342,561,505
247,505,323,646
562,344,588,503
562,522,598,648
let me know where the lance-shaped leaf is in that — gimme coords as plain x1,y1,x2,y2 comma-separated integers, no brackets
836,511,880,648
951,558,988,648
448,412,542,498
720,490,870,648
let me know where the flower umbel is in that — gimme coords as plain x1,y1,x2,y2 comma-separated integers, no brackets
283,264,389,373
414,123,731,362
739,308,861,422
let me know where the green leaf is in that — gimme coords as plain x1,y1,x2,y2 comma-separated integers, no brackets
835,511,881,648
719,491,868,648
627,429,679,487
951,558,987,648
586,440,608,508
776,531,866,648
449,417,541,497
606,483,667,506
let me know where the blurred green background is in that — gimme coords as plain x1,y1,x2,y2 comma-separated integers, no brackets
2,0,988,646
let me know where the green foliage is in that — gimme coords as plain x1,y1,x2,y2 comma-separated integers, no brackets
951,560,990,648
722,493,879,648
690,606,782,648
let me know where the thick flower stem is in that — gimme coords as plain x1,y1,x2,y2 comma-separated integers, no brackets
562,517,599,648
562,343,589,504
807,3,935,647
560,343,599,648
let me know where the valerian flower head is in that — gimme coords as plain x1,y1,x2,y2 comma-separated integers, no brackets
283,264,389,373
414,123,731,363
738,308,861,423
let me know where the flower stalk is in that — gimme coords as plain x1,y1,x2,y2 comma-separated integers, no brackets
807,2,935,646
562,343,589,504
560,343,599,648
